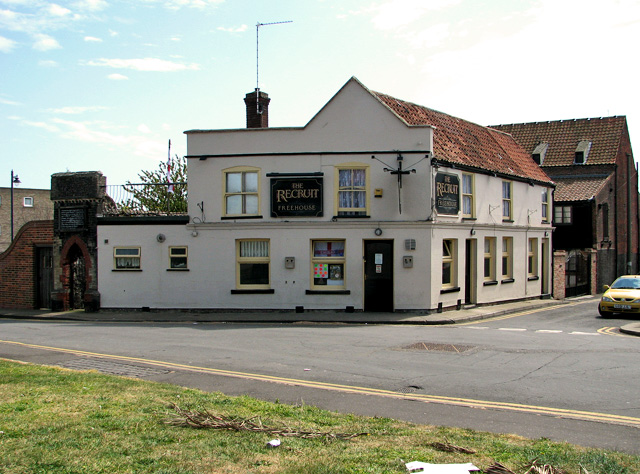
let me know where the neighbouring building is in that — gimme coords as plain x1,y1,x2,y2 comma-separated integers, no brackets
0,186,53,252
493,117,638,295
95,77,554,312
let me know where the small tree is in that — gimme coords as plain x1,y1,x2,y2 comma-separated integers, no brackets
121,155,187,214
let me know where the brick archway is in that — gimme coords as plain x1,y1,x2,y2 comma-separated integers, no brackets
57,235,93,310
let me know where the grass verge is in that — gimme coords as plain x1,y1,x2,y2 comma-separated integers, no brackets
0,359,638,474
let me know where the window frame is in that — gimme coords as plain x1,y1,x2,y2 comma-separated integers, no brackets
169,246,188,270
236,239,270,289
501,237,513,280
23,196,34,207
502,181,512,221
541,189,550,223
334,163,369,217
442,239,457,289
554,205,572,224
311,240,346,290
484,237,496,282
113,246,141,270
528,238,538,278
223,166,261,218
462,173,475,218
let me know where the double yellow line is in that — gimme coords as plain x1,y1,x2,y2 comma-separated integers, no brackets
2,339,640,429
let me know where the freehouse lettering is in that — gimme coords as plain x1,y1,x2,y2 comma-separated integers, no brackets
435,173,460,215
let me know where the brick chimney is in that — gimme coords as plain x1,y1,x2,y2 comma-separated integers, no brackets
244,89,270,128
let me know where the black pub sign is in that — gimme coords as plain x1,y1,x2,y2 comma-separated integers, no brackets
270,177,323,217
435,172,460,215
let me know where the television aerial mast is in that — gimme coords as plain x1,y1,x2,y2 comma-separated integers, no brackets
255,20,292,111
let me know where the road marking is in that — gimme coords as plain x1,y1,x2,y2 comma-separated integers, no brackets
569,331,600,336
498,328,527,331
598,327,635,338
2,338,640,429
536,330,563,333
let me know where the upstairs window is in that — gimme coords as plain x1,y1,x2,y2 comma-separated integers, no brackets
224,167,260,217
462,173,475,218
502,181,512,221
541,189,550,222
336,165,368,216
554,205,572,224
532,142,549,165
23,197,34,207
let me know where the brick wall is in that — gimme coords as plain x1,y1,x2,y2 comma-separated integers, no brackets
553,250,567,299
0,220,54,309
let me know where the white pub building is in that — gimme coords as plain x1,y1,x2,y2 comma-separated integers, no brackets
97,77,554,313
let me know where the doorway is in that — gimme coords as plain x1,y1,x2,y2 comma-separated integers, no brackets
363,240,394,312
465,239,477,305
36,246,53,309
68,244,86,309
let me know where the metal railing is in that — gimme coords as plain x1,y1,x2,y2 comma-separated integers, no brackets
102,183,187,216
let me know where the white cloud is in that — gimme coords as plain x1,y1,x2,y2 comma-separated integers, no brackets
108,73,129,80
24,120,61,132
0,34,16,52
38,59,58,67
0,96,21,106
73,0,108,11
164,0,225,10
217,24,248,33
84,35,102,42
371,0,462,30
47,106,108,114
137,123,151,133
33,33,61,51
48,4,72,17
85,57,200,72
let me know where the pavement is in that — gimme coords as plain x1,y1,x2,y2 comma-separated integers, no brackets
1,296,639,335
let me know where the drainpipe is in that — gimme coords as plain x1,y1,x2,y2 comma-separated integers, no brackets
627,153,633,273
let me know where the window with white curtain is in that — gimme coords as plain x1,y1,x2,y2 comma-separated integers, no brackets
114,247,141,270
237,239,270,288
336,166,368,216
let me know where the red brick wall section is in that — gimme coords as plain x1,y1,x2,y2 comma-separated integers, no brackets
553,250,567,300
0,220,54,309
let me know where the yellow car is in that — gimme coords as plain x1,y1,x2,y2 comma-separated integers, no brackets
598,275,640,317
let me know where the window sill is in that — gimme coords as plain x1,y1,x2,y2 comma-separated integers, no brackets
231,289,275,294
333,215,370,219
483,280,498,286
502,219,514,223
112,269,142,272
167,268,190,272
222,215,263,220
440,286,460,294
462,217,477,221
306,289,350,295
528,276,540,281
501,278,515,284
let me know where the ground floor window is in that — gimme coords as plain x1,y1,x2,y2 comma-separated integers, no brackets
502,237,513,280
528,238,538,277
311,240,345,289
237,239,270,288
114,247,140,270
169,246,188,269
484,237,496,282
442,239,457,288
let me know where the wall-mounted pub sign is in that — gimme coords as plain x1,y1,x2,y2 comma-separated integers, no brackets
435,172,460,215
270,177,323,217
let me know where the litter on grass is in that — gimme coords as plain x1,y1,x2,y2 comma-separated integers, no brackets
406,461,481,474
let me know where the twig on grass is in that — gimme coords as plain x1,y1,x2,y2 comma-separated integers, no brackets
429,439,476,454
164,403,369,441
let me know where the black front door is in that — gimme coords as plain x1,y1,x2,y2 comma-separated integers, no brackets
364,240,393,312
36,246,53,309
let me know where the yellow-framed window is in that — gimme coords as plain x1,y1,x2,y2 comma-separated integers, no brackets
223,167,260,217
528,238,538,277
541,189,550,222
169,246,188,269
502,181,512,221
484,237,496,281
311,240,346,290
462,173,475,218
236,239,270,288
114,247,140,270
442,239,457,288
501,237,513,279
335,164,369,216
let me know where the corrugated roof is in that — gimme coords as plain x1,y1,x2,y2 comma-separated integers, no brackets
373,91,553,184
552,176,610,202
491,117,626,167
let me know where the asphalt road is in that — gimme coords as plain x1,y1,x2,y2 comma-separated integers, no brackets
1,297,639,454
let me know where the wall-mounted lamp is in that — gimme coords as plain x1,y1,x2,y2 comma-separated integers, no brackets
470,228,476,236
544,231,549,237
191,230,199,237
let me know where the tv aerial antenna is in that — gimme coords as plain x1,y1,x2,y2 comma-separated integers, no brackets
255,20,292,111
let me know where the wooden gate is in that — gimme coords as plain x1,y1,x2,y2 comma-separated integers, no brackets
565,249,590,297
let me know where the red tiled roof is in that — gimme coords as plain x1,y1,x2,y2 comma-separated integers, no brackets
552,176,610,202
373,91,552,184
491,117,627,167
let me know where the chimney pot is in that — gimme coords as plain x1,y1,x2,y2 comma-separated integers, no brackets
244,88,270,128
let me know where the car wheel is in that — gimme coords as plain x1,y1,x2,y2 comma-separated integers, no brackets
598,306,613,318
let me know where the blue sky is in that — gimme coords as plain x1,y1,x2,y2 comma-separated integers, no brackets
1,0,639,190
